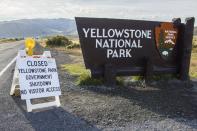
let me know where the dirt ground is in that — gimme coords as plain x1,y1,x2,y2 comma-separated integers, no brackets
50,48,197,130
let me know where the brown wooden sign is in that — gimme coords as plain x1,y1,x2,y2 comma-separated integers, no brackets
75,17,195,85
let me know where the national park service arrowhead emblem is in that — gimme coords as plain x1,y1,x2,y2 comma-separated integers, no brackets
155,23,178,61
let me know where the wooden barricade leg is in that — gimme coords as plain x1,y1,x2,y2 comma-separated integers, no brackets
10,50,26,95
55,96,61,107
26,99,33,112
26,96,61,112
10,65,19,95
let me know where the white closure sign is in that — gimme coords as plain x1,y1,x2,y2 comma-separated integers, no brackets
17,57,61,100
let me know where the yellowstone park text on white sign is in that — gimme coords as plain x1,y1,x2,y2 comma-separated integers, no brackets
17,57,61,100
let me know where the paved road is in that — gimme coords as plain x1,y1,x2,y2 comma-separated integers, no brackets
0,41,24,71
0,42,99,131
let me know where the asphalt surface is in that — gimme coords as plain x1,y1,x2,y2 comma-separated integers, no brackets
0,41,24,71
0,42,99,131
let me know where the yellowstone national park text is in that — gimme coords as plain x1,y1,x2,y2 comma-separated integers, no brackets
82,28,152,58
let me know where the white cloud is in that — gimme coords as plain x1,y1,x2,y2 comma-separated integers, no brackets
0,0,196,24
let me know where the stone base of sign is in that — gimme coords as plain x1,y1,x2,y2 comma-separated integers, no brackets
10,50,61,112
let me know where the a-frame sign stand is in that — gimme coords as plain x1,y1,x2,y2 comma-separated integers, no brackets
10,50,61,112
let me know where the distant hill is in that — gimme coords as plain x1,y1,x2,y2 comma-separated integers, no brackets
0,18,77,38
0,19,196,38
194,27,197,35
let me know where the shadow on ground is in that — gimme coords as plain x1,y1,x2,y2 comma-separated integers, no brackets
12,96,100,131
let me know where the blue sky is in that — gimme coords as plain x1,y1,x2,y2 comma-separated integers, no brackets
0,0,196,24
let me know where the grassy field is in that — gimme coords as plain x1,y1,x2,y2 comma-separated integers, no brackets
0,38,21,44
190,35,197,78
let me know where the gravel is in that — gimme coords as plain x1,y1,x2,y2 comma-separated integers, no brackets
54,49,197,130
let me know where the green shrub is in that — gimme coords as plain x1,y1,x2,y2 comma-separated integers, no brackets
66,43,80,49
46,36,72,47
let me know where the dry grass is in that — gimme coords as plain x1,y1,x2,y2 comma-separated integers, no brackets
38,38,47,47
0,38,19,44
190,36,197,78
